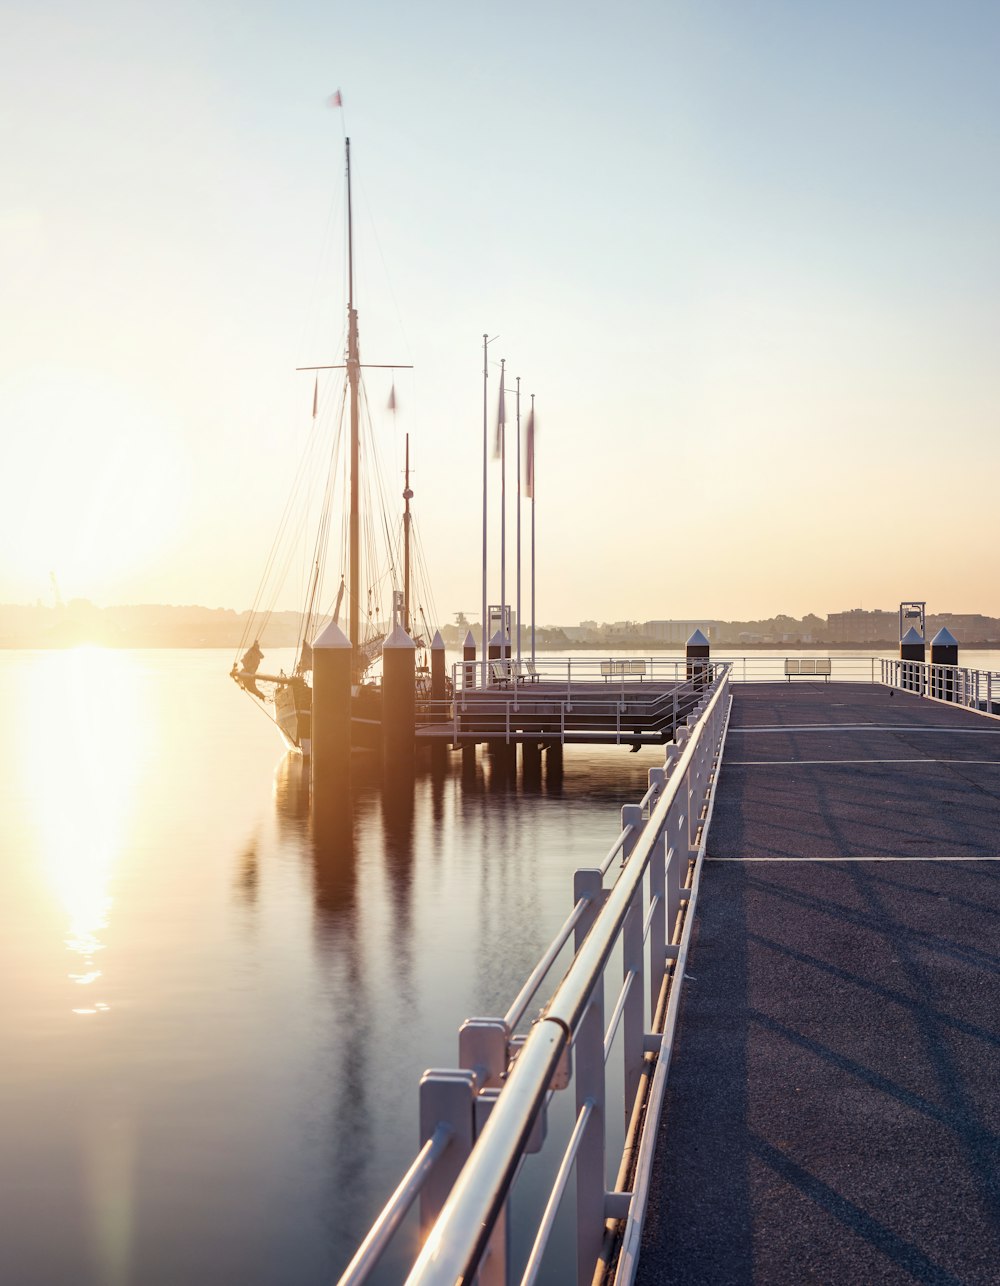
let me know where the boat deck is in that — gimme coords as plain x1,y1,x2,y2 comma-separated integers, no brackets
637,683,1000,1285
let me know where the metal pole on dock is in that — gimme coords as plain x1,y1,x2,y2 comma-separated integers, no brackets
515,376,521,671
499,358,507,662
481,334,489,691
529,394,536,666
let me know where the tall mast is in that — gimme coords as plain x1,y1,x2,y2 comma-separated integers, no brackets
346,137,361,679
403,433,413,634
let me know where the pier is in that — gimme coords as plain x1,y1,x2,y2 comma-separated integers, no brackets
637,681,1000,1284
338,658,1000,1285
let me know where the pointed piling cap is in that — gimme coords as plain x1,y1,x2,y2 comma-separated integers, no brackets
313,619,351,650
687,628,710,647
431,629,445,651
900,626,924,645
489,628,506,647
464,629,476,648
931,626,958,647
383,622,416,650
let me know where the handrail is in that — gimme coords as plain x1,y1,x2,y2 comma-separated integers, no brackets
881,657,1000,716
503,897,589,1032
337,1123,453,1284
405,674,730,1284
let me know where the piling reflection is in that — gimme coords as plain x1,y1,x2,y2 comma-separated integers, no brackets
380,761,413,956
273,751,311,833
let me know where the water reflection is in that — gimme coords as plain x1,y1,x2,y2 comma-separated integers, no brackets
20,648,145,1014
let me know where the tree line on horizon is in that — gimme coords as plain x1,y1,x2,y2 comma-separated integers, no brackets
2,601,999,649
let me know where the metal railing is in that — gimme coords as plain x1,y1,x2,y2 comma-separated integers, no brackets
452,652,891,690
337,665,732,1285
446,661,719,745
881,658,1000,713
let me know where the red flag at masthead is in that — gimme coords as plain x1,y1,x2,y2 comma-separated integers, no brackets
328,89,343,108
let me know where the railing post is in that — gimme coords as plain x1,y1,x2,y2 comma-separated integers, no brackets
418,1069,476,1234
620,805,644,1114
454,1019,511,1286
573,867,606,1286
646,778,667,1025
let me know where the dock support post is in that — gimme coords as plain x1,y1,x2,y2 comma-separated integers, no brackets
686,628,710,691
382,622,416,775
463,629,477,691
430,629,448,771
545,742,563,793
900,626,925,693
311,620,352,795
522,739,542,788
930,627,958,702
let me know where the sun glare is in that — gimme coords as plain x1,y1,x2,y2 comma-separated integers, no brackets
19,649,148,1013
3,368,187,602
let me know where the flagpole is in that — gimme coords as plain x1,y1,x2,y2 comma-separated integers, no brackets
515,375,521,670
481,334,489,689
531,393,536,666
499,357,507,664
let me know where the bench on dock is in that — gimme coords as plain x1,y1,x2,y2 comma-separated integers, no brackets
491,660,541,686
785,657,832,681
490,660,513,686
600,660,647,681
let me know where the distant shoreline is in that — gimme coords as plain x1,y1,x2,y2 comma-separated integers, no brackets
3,639,998,653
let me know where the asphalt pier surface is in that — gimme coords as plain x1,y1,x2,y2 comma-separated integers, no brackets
637,683,1000,1285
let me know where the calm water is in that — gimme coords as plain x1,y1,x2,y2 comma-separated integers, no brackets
5,646,997,1284
0,648,669,1285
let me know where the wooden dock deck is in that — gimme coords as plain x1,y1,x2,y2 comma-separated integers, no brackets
637,682,1000,1284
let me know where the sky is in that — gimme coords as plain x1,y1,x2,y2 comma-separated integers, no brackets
2,0,999,626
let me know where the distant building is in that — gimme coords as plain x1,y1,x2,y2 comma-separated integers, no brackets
643,620,717,645
827,608,898,643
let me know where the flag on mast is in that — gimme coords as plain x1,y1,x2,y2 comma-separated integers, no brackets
494,374,505,459
524,406,535,498
328,89,343,108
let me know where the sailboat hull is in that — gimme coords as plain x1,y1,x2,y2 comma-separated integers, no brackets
274,678,312,755
273,676,383,757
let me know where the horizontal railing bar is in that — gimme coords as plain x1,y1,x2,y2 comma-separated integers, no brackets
642,893,659,944
604,969,638,1063
600,825,633,876
505,898,589,1032
338,1123,453,1285
519,1100,595,1286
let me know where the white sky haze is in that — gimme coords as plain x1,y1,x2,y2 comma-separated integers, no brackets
3,1,999,624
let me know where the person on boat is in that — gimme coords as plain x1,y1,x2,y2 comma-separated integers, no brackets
241,640,264,675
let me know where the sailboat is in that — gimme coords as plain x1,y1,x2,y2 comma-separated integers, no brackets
231,137,440,755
